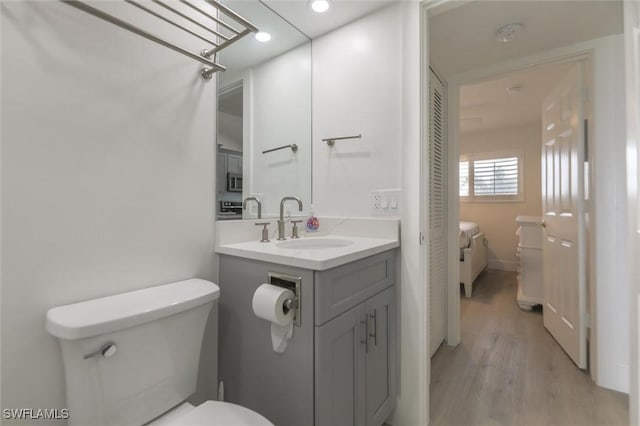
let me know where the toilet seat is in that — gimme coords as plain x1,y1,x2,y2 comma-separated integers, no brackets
150,401,273,426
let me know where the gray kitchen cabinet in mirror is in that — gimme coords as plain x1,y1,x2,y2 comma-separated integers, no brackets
216,0,311,220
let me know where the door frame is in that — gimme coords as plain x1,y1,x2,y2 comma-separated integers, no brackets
623,1,640,423
443,34,633,395
424,0,636,416
447,42,597,379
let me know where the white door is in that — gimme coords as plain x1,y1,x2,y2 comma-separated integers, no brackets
541,62,587,369
429,68,447,357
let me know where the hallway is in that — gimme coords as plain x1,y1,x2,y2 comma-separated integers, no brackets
430,270,628,426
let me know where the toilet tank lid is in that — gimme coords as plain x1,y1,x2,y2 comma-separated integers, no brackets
46,279,220,340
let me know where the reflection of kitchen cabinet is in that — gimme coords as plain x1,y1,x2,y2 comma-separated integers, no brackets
315,286,396,426
217,153,227,193
217,151,242,193
227,153,242,174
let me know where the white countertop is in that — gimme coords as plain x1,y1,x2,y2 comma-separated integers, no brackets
216,235,398,271
515,215,543,225
215,217,400,270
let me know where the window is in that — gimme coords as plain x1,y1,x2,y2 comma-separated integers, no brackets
459,161,469,197
460,152,523,202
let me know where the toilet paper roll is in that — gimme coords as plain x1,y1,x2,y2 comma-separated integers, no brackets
251,284,295,326
252,284,296,353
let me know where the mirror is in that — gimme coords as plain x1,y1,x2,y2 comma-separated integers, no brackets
216,0,312,220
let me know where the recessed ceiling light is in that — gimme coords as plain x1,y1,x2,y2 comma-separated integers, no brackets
496,23,524,43
310,0,330,13
255,31,271,42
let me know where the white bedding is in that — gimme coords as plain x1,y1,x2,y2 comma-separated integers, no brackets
459,221,480,249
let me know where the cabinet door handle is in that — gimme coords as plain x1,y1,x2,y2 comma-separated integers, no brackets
360,319,369,353
368,309,377,346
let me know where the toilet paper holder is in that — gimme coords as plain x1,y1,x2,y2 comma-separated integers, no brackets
283,297,298,314
268,272,301,327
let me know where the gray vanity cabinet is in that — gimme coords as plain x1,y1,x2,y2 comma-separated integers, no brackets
217,249,396,426
315,287,396,426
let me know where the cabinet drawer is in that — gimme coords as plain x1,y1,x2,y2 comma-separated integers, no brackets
314,250,395,326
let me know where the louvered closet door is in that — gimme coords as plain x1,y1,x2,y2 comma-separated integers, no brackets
429,69,447,357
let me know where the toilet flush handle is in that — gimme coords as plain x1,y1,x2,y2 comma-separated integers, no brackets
83,342,117,360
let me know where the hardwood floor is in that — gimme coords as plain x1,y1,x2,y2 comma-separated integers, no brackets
430,270,629,426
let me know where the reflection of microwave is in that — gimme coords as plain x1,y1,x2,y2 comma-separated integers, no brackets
227,173,243,192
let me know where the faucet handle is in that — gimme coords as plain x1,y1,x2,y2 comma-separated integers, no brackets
255,222,271,243
291,220,304,239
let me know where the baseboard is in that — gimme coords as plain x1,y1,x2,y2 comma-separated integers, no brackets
487,259,518,272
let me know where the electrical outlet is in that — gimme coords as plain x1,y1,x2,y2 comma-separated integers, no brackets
371,189,402,216
370,191,381,210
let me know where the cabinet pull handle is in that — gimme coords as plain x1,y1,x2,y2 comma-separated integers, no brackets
369,309,377,346
360,319,369,353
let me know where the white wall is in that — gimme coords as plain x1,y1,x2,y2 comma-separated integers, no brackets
397,2,428,425
590,34,630,394
312,4,426,425
218,112,243,152
459,123,542,271
1,2,217,421
312,6,402,217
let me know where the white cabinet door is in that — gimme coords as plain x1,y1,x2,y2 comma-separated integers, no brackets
227,153,242,174
541,62,587,369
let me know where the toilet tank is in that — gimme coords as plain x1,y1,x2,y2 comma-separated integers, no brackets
46,279,220,426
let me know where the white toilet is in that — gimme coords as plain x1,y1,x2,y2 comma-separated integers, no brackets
46,279,272,426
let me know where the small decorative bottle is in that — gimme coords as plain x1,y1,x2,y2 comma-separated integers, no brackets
306,204,320,232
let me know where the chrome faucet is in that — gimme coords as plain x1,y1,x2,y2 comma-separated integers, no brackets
278,196,303,240
243,197,262,219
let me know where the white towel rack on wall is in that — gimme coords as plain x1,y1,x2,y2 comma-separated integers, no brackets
62,0,258,80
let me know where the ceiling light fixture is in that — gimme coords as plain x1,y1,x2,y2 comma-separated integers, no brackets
495,23,524,43
254,31,271,42
310,0,330,13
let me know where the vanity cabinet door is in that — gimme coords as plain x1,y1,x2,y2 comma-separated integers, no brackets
315,304,366,426
364,287,397,426
315,287,397,426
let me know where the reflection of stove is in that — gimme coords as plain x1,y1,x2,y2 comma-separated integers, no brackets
219,201,242,215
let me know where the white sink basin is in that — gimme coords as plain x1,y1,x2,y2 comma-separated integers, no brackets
276,238,354,250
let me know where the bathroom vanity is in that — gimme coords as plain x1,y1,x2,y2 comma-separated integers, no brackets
216,218,399,426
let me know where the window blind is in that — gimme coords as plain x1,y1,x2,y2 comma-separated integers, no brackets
473,157,518,196
459,161,469,197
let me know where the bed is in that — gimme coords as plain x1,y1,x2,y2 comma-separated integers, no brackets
460,221,488,298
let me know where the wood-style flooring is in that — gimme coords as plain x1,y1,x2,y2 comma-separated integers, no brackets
430,270,629,426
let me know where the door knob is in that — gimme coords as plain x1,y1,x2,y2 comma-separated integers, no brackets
541,220,546,228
